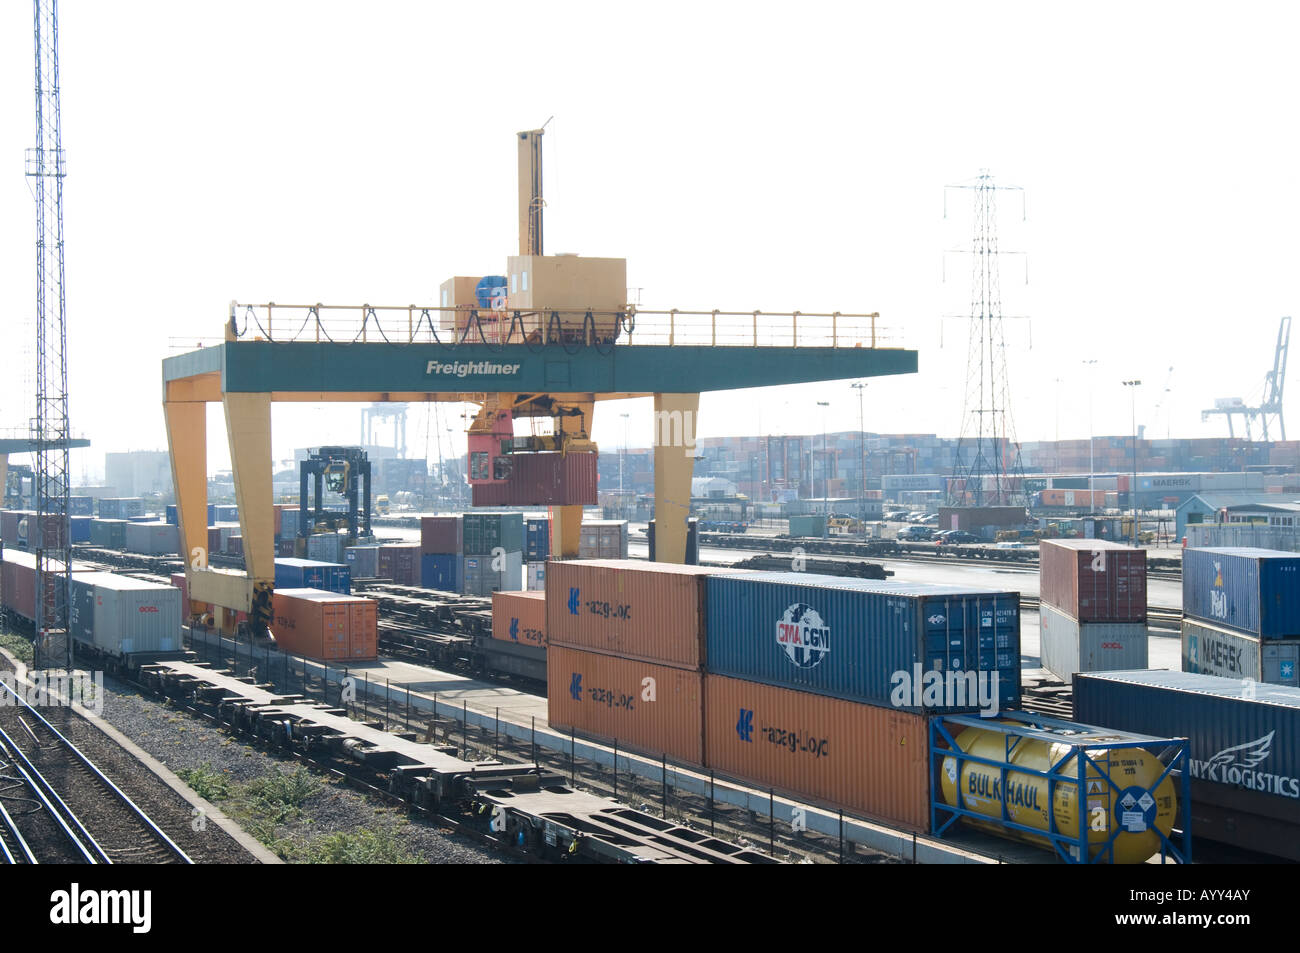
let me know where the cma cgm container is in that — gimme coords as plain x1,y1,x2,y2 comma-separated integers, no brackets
706,574,1020,712
1182,617,1299,687
1039,602,1148,685
705,674,930,832
1074,670,1300,860
524,517,550,560
462,513,524,556
647,518,700,565
345,545,380,579
546,560,736,670
1039,538,1147,623
378,543,421,586
70,573,181,658
420,553,460,591
1183,547,1300,640
471,452,597,507
547,645,703,765
124,521,179,555
420,516,462,555
273,558,351,595
492,590,547,647
271,588,377,660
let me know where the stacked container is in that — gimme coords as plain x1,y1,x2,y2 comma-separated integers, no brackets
69,515,92,543
98,498,145,519
1181,547,1300,687
69,573,181,658
306,532,347,564
273,557,351,595
491,590,547,647
1037,539,1149,684
378,543,421,586
271,588,377,660
345,545,380,579
68,496,94,517
281,508,301,539
578,520,628,559
461,513,523,594
420,515,462,591
124,521,180,555
524,515,549,590
1,550,96,622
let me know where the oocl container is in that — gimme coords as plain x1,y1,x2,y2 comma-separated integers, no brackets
545,559,737,670
706,574,1020,712
704,674,930,831
492,590,546,647
271,588,377,661
73,573,182,657
1039,602,1148,685
1183,547,1300,640
547,645,703,765
1039,539,1147,623
1181,617,1299,687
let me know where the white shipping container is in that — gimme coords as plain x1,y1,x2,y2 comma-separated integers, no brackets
88,575,182,656
1040,602,1148,685
123,521,179,555
526,561,546,591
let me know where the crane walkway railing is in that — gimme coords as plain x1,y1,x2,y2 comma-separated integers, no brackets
219,303,900,350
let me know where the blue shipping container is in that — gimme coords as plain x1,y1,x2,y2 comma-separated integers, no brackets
421,553,460,591
166,503,216,526
525,518,550,560
166,504,177,525
69,515,91,543
281,509,300,538
68,496,94,517
214,505,238,522
1074,670,1300,803
706,573,1020,712
273,558,350,595
1183,547,1300,640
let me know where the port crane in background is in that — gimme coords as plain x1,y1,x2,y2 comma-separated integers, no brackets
1202,316,1290,441
163,129,918,638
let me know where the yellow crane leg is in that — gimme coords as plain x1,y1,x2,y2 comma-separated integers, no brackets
551,397,594,559
222,392,274,632
164,385,214,624
652,393,699,564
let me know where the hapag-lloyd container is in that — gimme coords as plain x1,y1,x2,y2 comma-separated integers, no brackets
420,516,462,555
1183,548,1300,640
1039,602,1148,685
72,573,182,656
1039,538,1147,623
704,674,931,832
492,590,546,647
1181,617,1299,687
271,588,377,660
547,645,703,765
545,559,738,670
705,573,1021,711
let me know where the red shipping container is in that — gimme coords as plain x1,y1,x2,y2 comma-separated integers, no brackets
1,550,93,622
471,452,597,507
207,526,222,558
492,590,546,647
271,588,377,661
547,645,703,765
171,572,189,618
1039,538,1147,623
420,516,462,555
378,543,421,585
228,534,243,556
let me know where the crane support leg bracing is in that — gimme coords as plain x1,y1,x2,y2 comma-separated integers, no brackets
224,391,275,605
163,395,206,568
550,396,594,559
653,392,700,564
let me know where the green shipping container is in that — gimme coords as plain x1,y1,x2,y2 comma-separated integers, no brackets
788,514,826,537
462,512,524,556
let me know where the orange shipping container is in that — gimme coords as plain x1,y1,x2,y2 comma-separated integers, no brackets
704,675,931,832
544,559,736,670
547,645,703,765
492,590,546,647
271,588,377,661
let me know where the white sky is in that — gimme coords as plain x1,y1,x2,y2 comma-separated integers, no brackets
2,1,1298,481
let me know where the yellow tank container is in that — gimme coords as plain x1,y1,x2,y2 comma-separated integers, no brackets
939,722,1178,864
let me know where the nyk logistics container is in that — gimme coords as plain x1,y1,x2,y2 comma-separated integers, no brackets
420,516,462,555
69,573,182,658
1183,547,1300,640
1181,617,1299,687
1074,670,1300,860
273,558,351,595
545,559,737,670
706,574,1020,711
704,674,930,832
1039,539,1147,623
271,588,377,660
491,590,546,647
547,645,703,765
1039,602,1148,685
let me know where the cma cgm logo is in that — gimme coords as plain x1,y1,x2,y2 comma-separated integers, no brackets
775,603,830,670
1208,560,1228,620
138,606,159,614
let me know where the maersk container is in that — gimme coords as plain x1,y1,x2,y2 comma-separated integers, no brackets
1181,617,1299,687
420,553,460,591
524,517,550,560
462,512,524,556
1183,547,1300,640
273,558,351,595
1039,538,1147,623
705,574,1021,712
78,573,182,657
345,545,380,579
1074,671,1300,806
1039,602,1148,685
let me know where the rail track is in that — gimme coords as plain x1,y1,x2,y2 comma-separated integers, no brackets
0,678,193,865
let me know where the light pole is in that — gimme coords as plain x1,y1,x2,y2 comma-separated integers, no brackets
850,381,867,528
1083,359,1098,516
1123,380,1142,545
816,400,830,537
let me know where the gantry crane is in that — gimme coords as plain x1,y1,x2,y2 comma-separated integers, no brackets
163,129,918,637
1202,316,1290,441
